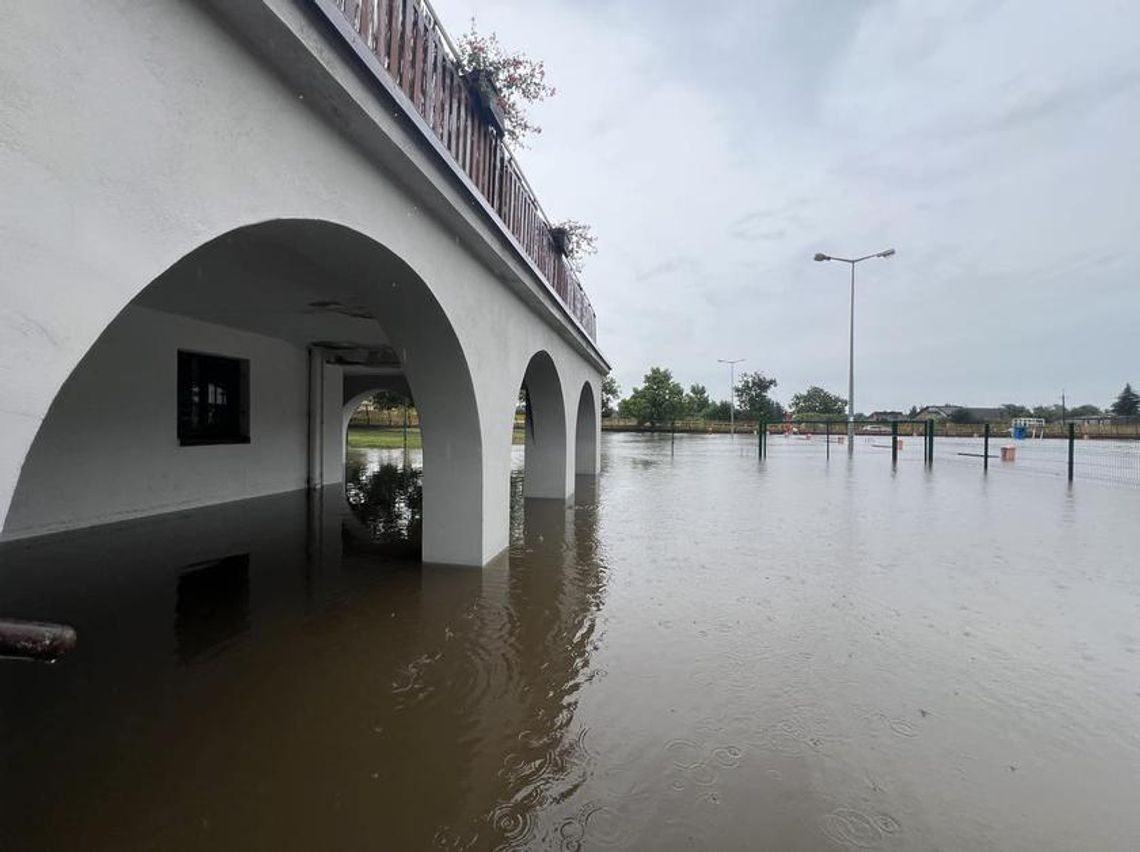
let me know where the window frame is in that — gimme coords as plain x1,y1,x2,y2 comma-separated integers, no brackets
176,350,251,447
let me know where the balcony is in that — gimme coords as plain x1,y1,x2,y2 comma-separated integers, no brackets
315,0,598,341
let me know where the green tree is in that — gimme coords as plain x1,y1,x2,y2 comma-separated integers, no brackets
618,367,684,427
907,405,919,418
684,383,710,416
734,371,780,420
1002,403,1031,419
1111,383,1140,416
1068,404,1102,418
601,374,620,417
1032,405,1062,422
790,386,847,418
704,400,732,421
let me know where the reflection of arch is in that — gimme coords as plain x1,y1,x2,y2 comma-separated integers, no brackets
575,381,598,476
517,351,568,500
4,219,486,565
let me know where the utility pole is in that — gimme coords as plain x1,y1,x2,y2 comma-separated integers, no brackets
717,358,745,437
813,248,896,454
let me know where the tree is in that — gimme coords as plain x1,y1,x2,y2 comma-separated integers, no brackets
618,367,684,427
907,405,919,418
1068,404,1102,419
790,386,847,418
1032,405,1062,422
684,383,710,417
734,371,780,421
1111,383,1140,417
1002,403,1031,420
704,400,732,421
601,374,620,418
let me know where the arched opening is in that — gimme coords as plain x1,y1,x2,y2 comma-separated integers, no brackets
516,351,569,501
575,381,599,476
3,219,489,565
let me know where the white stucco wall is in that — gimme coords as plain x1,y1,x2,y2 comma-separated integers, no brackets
0,0,605,564
3,306,309,538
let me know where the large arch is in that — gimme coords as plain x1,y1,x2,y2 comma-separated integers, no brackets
2,219,489,566
575,381,599,476
517,351,570,500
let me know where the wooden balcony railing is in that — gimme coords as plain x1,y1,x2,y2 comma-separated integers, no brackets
320,0,598,342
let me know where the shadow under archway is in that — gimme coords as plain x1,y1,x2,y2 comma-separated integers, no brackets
4,219,489,566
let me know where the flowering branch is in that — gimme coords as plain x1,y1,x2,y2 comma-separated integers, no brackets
457,26,555,146
551,220,598,273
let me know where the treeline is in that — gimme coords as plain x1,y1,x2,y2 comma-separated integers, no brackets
601,373,1140,429
601,368,848,428
995,383,1139,421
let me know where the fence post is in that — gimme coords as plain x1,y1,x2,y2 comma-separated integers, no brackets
926,419,935,466
891,420,898,466
984,422,990,472
826,421,831,459
671,420,675,456
1068,421,1075,482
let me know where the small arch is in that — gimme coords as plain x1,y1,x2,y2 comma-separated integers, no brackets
575,381,599,475
516,351,569,500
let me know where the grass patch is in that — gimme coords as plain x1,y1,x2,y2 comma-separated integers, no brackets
347,426,526,449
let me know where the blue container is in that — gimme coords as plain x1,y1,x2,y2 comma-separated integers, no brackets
1012,425,1027,440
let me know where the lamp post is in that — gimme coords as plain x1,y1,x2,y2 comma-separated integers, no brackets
718,358,745,436
812,248,895,453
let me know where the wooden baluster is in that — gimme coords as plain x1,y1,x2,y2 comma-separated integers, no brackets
400,0,415,94
413,6,427,113
376,0,390,65
426,30,439,134
387,0,401,74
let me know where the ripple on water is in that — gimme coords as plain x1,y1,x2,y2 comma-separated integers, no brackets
821,806,899,848
665,738,705,770
577,803,627,846
879,713,919,738
489,797,537,849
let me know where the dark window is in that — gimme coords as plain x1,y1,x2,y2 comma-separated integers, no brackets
177,351,250,446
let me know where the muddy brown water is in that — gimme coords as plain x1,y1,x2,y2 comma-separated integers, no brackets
2,433,1138,850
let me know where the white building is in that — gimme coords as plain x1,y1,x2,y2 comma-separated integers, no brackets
0,0,607,566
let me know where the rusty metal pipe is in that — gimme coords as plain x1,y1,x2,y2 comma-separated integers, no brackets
0,619,78,662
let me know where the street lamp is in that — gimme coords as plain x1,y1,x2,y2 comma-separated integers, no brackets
812,248,895,453
718,358,745,436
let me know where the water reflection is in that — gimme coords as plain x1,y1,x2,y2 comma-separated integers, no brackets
344,457,422,545
0,451,608,850
3,436,1140,850
174,553,250,664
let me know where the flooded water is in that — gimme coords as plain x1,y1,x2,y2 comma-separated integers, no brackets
2,433,1139,850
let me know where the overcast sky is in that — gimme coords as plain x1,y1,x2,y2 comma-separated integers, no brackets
435,0,1140,412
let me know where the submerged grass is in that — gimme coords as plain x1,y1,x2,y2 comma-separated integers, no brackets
346,426,525,449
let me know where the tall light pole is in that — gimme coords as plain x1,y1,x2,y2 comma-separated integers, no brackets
718,358,745,436
813,248,895,453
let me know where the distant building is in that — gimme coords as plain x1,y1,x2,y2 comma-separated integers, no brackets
869,410,905,422
914,405,959,420
914,405,1005,422
1073,414,1113,426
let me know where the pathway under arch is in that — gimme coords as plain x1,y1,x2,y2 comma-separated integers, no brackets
575,381,599,476
519,351,570,500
